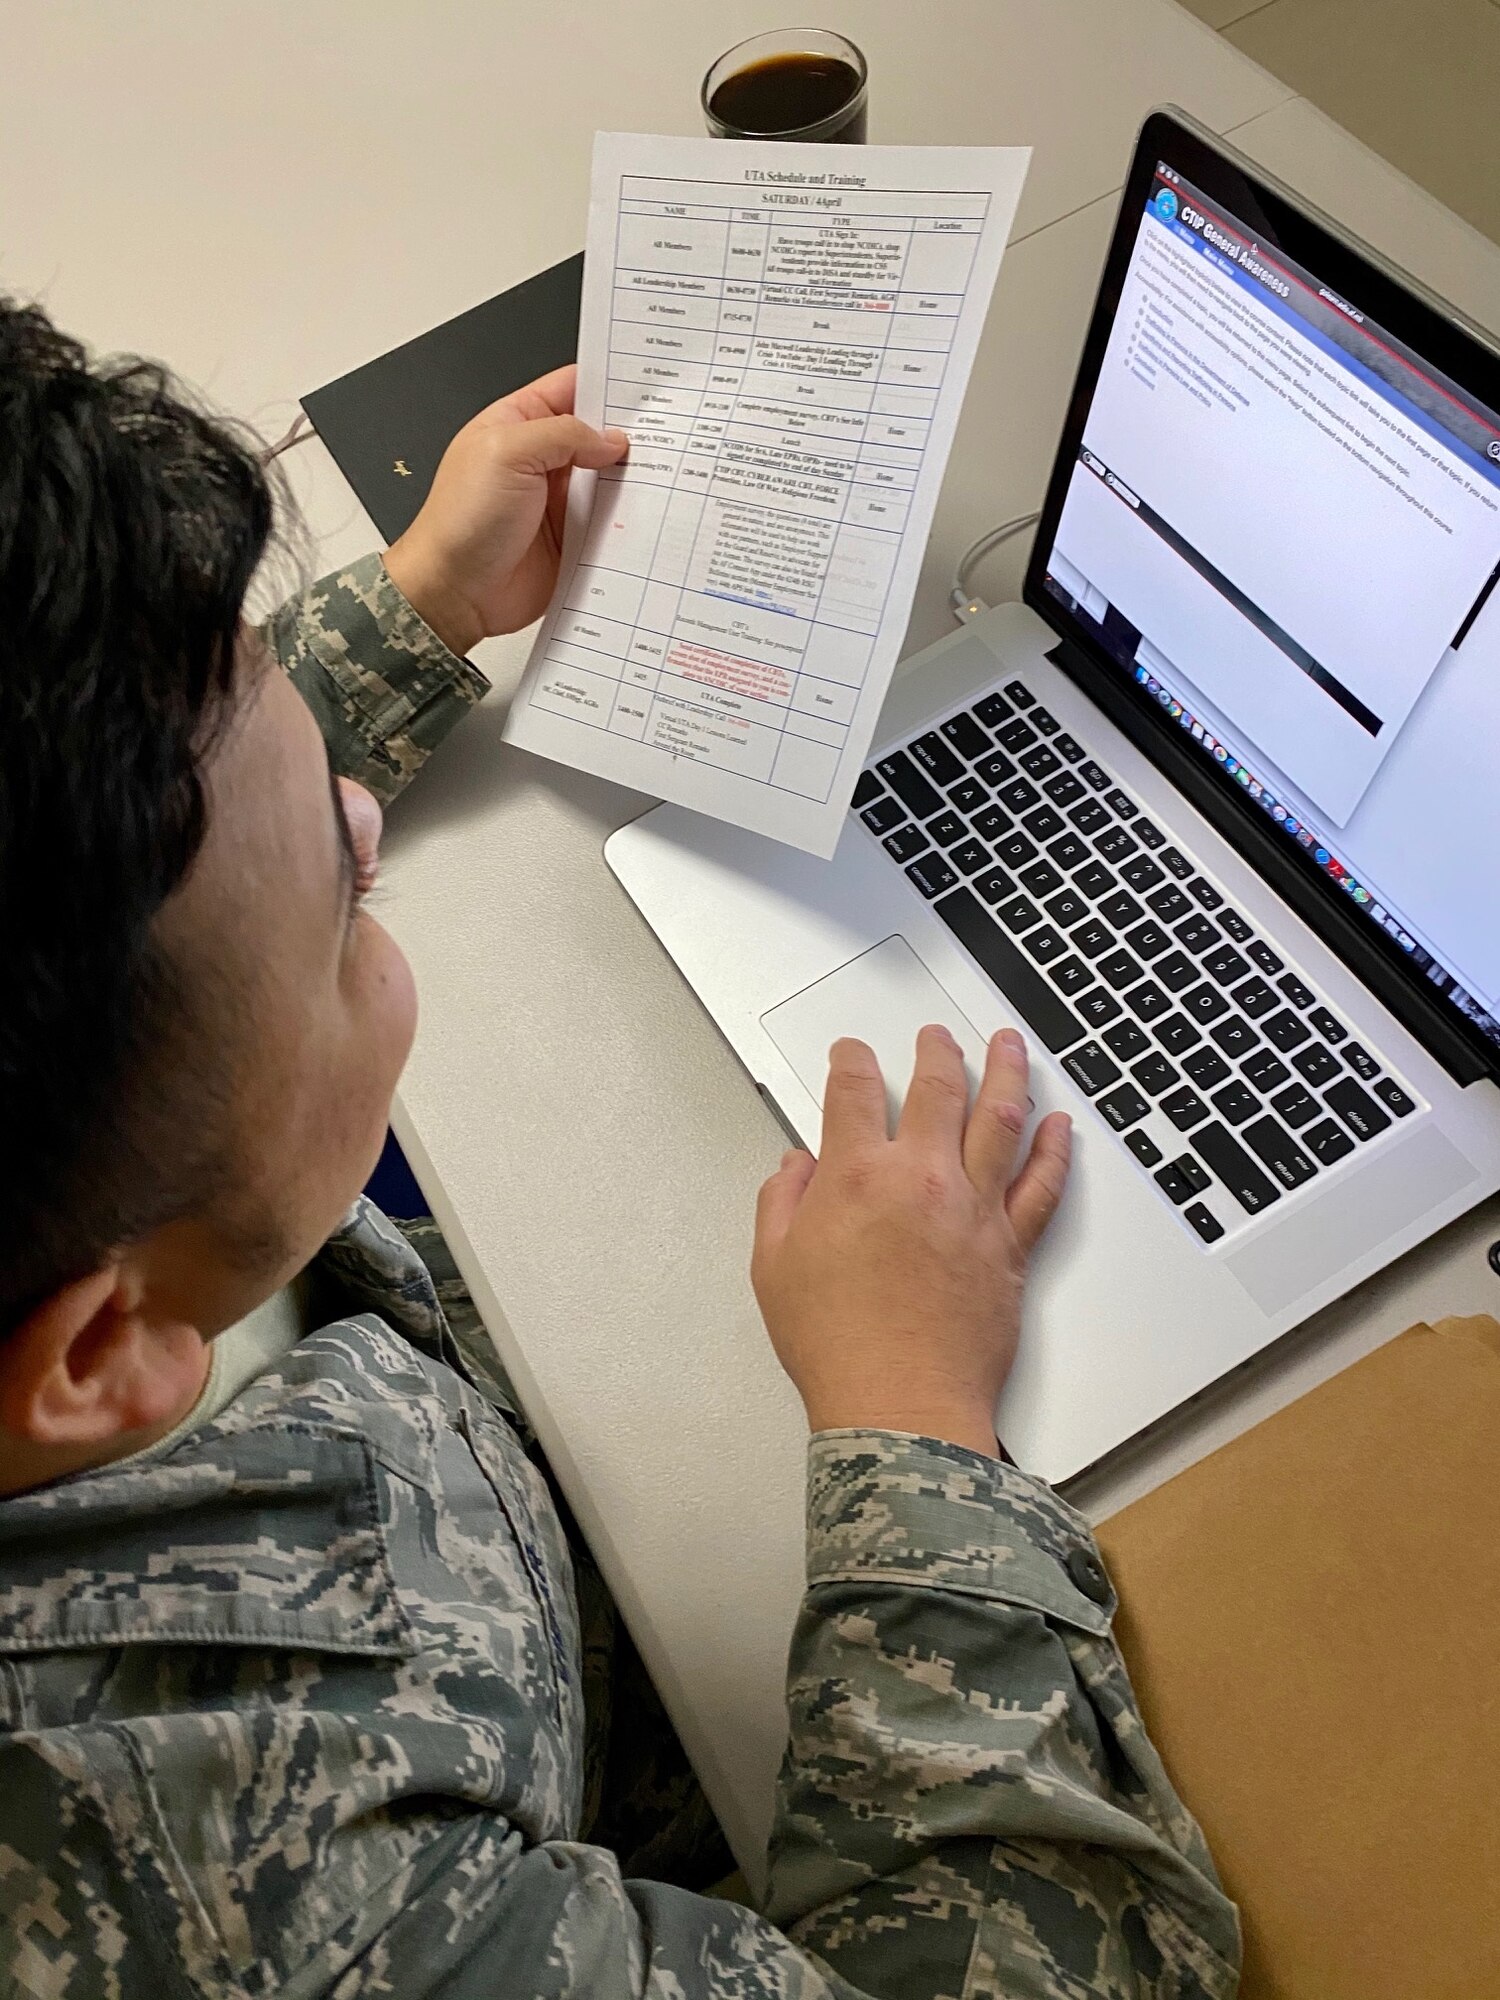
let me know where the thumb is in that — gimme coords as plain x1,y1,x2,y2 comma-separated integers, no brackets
753,1149,816,1258
491,412,628,479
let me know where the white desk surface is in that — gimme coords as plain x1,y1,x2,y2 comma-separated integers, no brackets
7,2,1500,1875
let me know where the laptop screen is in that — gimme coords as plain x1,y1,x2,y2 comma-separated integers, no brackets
1028,115,1500,1072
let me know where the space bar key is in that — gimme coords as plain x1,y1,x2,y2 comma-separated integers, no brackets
932,887,1086,1054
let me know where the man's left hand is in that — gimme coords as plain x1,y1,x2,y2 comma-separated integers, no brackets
382,365,627,657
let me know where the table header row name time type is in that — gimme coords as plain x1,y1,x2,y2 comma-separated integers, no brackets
620,203,984,233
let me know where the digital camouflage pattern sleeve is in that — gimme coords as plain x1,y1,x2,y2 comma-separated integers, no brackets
768,1432,1242,1998
260,552,490,804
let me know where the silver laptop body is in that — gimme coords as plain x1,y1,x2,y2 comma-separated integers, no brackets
606,112,1500,1483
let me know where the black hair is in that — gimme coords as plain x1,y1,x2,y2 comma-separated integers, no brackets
0,296,274,1330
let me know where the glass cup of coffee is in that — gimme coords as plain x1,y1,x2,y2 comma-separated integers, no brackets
702,28,868,144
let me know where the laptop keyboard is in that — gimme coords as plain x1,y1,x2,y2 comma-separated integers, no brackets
852,675,1421,1245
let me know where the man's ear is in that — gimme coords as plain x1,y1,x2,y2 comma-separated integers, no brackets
0,1265,207,1447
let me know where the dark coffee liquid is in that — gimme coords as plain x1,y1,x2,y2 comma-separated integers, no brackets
708,51,866,143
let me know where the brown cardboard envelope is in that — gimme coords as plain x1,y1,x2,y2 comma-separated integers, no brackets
1095,1316,1500,2000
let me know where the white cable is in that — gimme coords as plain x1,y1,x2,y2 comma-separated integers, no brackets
259,413,313,465
949,510,1040,623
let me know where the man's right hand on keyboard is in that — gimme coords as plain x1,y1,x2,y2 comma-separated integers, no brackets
751,1025,1072,1458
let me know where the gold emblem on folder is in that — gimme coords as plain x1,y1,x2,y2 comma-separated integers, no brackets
393,458,413,477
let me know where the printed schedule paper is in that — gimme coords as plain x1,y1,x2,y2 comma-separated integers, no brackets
504,133,1031,855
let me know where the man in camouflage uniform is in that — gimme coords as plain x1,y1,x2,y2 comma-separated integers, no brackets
0,298,1240,1998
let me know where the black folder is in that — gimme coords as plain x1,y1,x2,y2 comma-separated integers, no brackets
300,253,584,542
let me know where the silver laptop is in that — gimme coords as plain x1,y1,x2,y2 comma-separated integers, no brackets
606,109,1500,1483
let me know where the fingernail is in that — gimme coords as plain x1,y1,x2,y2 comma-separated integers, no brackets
1000,1028,1024,1050
605,426,630,449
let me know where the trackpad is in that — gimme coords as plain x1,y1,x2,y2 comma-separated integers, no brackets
762,936,992,1127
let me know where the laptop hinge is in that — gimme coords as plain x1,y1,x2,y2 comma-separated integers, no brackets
1045,638,1490,1090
